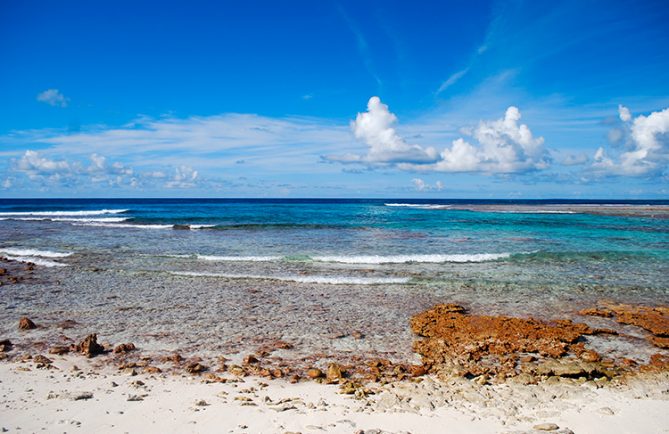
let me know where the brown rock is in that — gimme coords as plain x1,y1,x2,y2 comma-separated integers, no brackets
409,364,427,377
306,368,324,379
580,350,602,363
649,335,669,349
33,355,52,366
58,319,79,329
581,303,669,337
0,268,6,275
243,354,259,365
144,366,162,374
49,346,70,355
351,331,365,340
410,303,601,379
18,317,37,330
113,343,136,354
185,362,208,374
77,334,105,357
326,363,343,382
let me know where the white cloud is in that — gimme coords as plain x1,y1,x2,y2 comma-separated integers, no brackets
36,89,69,108
402,105,548,174
437,68,469,94
594,105,669,176
10,150,202,190
412,178,444,191
17,150,72,179
344,97,439,164
165,166,198,188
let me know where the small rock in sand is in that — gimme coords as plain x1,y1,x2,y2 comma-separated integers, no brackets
113,343,136,354
533,423,560,431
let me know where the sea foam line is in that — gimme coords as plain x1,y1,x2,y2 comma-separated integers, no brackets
312,253,512,264
384,203,451,209
72,222,173,229
0,209,128,216
177,252,514,264
0,248,73,258
0,217,130,223
2,256,68,267
170,271,410,285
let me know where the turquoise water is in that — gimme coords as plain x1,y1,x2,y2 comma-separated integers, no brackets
1,199,668,362
1,199,668,267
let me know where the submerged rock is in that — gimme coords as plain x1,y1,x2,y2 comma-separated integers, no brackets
579,302,669,348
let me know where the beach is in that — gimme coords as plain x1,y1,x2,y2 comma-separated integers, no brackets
1,199,668,432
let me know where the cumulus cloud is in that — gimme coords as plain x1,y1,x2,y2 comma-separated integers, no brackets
400,105,548,174
327,97,439,165
17,150,72,180
593,105,669,176
36,89,69,107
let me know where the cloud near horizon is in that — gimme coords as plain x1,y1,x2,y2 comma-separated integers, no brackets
8,150,200,190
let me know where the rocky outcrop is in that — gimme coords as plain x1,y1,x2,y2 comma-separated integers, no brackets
410,303,608,379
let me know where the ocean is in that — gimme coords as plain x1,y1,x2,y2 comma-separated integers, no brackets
1,198,668,364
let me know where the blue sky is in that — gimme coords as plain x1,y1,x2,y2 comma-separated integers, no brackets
1,0,669,198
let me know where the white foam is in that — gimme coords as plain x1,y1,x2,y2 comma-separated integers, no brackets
1,217,130,222
384,203,451,209
189,225,217,229
3,256,68,267
313,253,512,264
170,271,409,285
196,255,282,262
0,248,72,258
482,210,577,214
72,222,172,229
0,209,128,216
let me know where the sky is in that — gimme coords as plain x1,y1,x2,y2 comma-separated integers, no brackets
1,0,669,198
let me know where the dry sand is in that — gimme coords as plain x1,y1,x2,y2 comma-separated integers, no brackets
1,356,668,433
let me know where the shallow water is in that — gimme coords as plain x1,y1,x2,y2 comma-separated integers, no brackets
1,199,668,365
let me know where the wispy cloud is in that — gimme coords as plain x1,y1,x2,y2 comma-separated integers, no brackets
36,89,69,108
436,68,470,94
336,4,382,89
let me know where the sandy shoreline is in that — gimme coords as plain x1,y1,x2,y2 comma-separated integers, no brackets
1,355,668,433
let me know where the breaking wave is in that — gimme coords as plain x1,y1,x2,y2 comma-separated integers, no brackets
170,271,410,285
0,209,128,216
